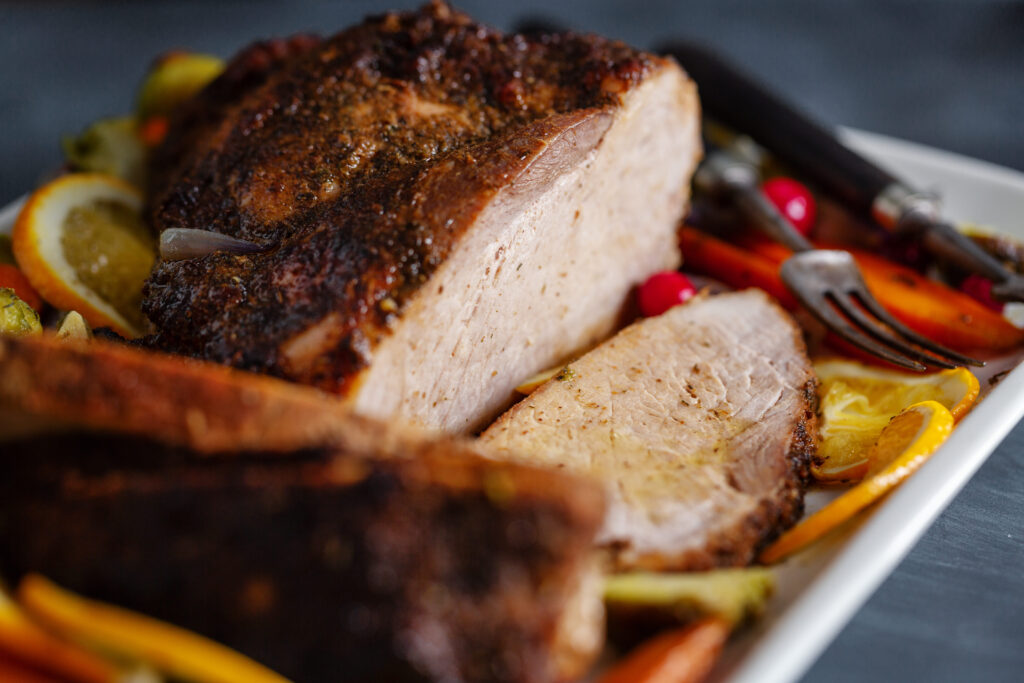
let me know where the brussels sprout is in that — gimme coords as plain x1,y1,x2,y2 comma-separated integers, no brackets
0,287,42,337
62,116,146,187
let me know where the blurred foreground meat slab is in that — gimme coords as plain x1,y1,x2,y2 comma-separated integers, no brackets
0,335,606,682
143,1,701,433
480,290,817,570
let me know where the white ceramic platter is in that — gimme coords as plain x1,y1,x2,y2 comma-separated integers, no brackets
2,129,1023,683
710,129,1024,683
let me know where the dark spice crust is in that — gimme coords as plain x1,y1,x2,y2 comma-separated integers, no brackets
0,432,604,682
142,1,661,392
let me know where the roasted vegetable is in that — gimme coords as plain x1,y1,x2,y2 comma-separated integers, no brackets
62,116,146,187
136,52,224,120
680,226,1024,353
0,265,43,312
598,617,730,683
679,226,797,307
604,568,774,627
0,588,116,683
18,575,288,683
0,288,42,337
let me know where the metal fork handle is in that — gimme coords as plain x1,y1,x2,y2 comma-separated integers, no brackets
695,143,814,253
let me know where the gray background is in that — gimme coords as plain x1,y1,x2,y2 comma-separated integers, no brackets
2,1,1022,680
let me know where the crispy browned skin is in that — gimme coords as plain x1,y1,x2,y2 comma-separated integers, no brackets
0,433,604,683
143,1,659,392
0,333,606,681
0,333,417,454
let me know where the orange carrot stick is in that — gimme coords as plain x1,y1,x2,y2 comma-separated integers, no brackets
598,617,730,683
679,227,797,308
682,226,1024,354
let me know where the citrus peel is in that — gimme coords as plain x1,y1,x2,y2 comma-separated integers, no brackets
760,400,955,563
813,359,978,482
12,173,152,337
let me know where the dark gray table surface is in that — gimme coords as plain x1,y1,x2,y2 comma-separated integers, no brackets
2,1,1022,681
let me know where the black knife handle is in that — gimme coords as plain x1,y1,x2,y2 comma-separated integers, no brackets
662,41,896,219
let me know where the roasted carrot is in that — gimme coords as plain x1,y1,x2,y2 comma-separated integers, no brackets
681,226,1024,354
18,575,288,683
137,116,169,147
844,246,1024,353
0,593,116,683
679,227,797,308
598,617,730,683
0,264,44,312
0,656,61,683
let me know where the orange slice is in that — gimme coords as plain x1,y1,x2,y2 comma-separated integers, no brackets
813,359,978,482
18,575,289,683
12,173,154,337
760,400,954,563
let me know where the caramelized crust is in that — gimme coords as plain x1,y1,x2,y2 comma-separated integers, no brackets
142,1,664,392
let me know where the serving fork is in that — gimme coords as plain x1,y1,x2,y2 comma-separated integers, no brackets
665,41,1024,303
694,138,983,371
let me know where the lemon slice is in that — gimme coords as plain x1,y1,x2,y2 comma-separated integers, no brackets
760,400,954,563
12,173,155,337
813,359,978,482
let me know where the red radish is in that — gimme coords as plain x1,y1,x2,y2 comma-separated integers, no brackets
762,177,817,236
638,271,696,317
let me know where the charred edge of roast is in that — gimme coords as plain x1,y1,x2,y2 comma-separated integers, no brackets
0,432,605,683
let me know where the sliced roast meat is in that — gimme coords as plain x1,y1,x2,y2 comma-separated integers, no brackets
478,289,818,571
0,334,606,682
143,1,701,433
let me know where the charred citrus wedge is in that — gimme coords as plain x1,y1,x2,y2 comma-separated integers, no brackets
760,400,954,563
813,359,978,482
18,575,288,683
12,173,155,337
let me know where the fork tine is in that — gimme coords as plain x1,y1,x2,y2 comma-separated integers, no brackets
829,292,958,369
850,290,985,367
790,290,927,371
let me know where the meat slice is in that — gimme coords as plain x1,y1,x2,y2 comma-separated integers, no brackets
0,334,606,682
143,1,701,434
2,436,604,683
478,289,817,571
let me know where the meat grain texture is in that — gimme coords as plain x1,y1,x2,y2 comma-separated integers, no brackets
479,290,818,570
143,1,701,433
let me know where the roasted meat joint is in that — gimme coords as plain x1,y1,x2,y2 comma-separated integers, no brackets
143,0,701,433
0,3,830,683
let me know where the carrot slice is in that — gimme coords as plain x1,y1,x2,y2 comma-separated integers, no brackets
18,575,289,683
679,227,797,307
0,590,116,683
0,656,61,683
598,617,730,683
